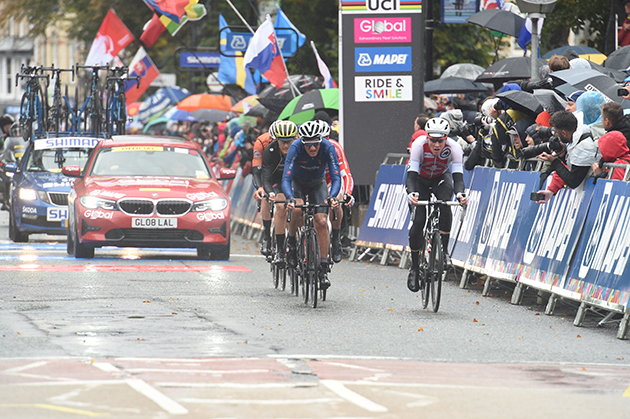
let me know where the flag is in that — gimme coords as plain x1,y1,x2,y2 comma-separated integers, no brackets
274,7,306,51
125,47,160,105
143,0,206,36
217,15,257,95
311,41,337,89
140,13,166,48
518,17,544,52
85,9,134,66
243,15,287,89
480,0,504,10
143,0,190,24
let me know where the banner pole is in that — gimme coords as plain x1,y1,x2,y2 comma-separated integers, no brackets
224,0,256,34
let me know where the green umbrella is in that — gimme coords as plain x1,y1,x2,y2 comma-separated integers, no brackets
278,88,339,125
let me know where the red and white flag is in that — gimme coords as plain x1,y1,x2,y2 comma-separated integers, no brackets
311,41,337,89
140,13,166,48
85,9,134,66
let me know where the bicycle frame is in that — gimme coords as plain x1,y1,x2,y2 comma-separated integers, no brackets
74,64,109,136
104,67,139,136
16,65,49,141
42,65,74,135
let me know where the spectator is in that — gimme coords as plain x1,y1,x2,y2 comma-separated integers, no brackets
601,101,630,147
490,85,530,168
565,91,584,113
592,130,630,180
619,0,630,47
408,113,429,153
548,55,571,72
575,91,607,139
569,58,591,70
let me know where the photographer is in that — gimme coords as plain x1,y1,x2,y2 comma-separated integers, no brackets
534,111,599,204
489,99,530,168
464,98,498,171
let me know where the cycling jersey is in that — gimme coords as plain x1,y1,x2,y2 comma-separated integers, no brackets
408,136,464,179
261,139,287,194
282,138,341,200
252,132,272,189
325,138,354,195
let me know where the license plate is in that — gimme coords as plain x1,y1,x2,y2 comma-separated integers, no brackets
132,218,178,228
47,207,68,221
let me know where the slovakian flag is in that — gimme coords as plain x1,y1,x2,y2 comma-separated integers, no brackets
140,13,166,48
243,15,287,89
518,17,544,52
85,9,134,66
124,47,160,105
311,41,337,89
217,15,256,95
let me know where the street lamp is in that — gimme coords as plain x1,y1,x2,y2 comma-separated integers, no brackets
515,0,557,82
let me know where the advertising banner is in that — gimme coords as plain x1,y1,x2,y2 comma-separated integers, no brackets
519,181,594,292
441,0,478,24
449,169,475,264
356,164,411,249
566,180,630,308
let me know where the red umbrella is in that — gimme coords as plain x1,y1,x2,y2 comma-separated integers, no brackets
127,101,142,118
176,94,234,112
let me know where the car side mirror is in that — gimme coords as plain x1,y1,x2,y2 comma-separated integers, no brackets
3,162,18,173
217,167,236,180
62,165,83,178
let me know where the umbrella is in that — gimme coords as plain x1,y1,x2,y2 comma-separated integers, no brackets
127,101,142,118
496,90,543,118
604,45,630,71
424,77,489,94
549,68,625,105
440,63,486,81
142,117,168,134
246,103,279,121
476,57,548,84
278,88,339,124
190,108,229,123
138,87,191,123
533,90,567,114
163,107,197,122
176,93,233,112
466,9,525,38
543,45,606,64
230,95,259,114
258,74,324,113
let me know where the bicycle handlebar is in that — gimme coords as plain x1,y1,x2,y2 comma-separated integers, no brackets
41,66,75,82
15,73,49,87
414,200,463,206
286,197,350,223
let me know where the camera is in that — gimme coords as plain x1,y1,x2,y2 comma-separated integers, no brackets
450,123,475,139
521,135,563,159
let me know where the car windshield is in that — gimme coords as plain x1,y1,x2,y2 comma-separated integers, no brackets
26,148,92,172
90,146,211,178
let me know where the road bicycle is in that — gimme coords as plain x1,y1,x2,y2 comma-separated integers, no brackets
413,198,464,313
75,64,109,136
265,198,288,291
16,65,49,141
104,66,139,136
42,65,74,134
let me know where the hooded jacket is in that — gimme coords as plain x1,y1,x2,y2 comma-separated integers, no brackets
608,114,630,149
598,130,630,180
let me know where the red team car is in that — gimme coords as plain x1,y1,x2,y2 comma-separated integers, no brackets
63,136,235,259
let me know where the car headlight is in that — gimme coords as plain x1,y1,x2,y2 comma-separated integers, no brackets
191,198,228,212
80,196,118,210
19,188,38,201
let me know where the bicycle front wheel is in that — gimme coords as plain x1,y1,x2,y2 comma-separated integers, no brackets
430,230,443,313
307,231,320,308
421,230,432,309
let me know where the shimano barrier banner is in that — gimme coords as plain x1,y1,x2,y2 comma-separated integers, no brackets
449,169,475,264
519,182,594,292
566,180,630,308
357,164,411,249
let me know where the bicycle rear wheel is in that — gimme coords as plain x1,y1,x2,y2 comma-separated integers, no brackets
280,266,287,291
307,231,320,308
430,231,443,313
421,230,432,309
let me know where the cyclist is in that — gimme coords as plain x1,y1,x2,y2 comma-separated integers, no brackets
261,120,298,263
406,117,468,293
251,122,275,256
283,120,341,290
315,119,355,263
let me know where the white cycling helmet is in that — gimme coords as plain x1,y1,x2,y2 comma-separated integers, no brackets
425,117,450,138
298,120,321,139
315,119,331,138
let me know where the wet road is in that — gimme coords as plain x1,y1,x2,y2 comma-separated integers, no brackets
0,212,628,418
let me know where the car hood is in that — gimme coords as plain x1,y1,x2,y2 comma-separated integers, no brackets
83,177,228,201
19,171,75,192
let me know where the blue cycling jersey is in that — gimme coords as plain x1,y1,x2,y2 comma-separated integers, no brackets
282,138,341,200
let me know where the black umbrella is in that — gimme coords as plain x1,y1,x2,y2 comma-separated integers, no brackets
467,9,526,38
257,74,324,113
603,45,630,71
496,90,543,118
533,90,567,114
245,103,279,121
190,108,229,123
549,68,622,104
424,77,490,94
476,57,548,84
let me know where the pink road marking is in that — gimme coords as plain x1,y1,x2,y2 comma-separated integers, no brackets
0,265,253,272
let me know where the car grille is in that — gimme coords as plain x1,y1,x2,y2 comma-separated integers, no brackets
119,199,154,215
117,198,192,215
106,229,199,241
156,200,191,215
48,192,68,206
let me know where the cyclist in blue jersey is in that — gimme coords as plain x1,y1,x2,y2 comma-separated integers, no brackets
283,120,341,289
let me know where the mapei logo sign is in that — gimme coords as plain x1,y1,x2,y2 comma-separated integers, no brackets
354,18,411,43
355,47,412,72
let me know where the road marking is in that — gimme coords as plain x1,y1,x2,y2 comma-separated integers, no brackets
321,361,385,372
156,382,317,389
0,264,252,272
321,380,388,413
178,397,342,405
126,379,189,415
0,404,108,416
124,368,270,374
624,386,630,397
2,361,48,373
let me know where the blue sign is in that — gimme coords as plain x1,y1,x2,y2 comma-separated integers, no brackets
219,28,299,57
354,47,412,73
441,0,478,24
179,52,221,69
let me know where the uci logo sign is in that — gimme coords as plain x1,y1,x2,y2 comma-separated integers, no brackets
366,0,399,11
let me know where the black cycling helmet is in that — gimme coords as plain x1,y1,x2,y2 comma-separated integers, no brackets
0,114,15,129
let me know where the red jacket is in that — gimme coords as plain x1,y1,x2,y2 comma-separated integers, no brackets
599,130,630,180
620,18,630,47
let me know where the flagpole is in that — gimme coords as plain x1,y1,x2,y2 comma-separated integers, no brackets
224,0,256,34
268,15,299,98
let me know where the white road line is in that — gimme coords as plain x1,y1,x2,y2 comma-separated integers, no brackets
156,382,317,389
268,354,413,361
124,368,270,374
178,397,342,405
2,361,48,373
126,378,189,415
320,380,388,413
92,362,120,373
321,361,385,372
